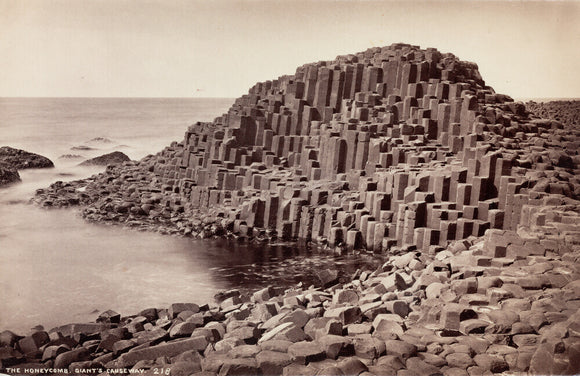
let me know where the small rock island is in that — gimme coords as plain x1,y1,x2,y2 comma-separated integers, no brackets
0,146,54,187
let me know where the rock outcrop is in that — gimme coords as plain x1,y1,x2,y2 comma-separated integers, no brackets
0,147,54,170
79,151,131,167
0,166,21,187
34,43,580,251
0,146,53,187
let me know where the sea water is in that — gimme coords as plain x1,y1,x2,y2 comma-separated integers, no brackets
0,98,384,333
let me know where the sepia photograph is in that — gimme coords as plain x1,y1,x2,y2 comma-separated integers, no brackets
1,0,579,375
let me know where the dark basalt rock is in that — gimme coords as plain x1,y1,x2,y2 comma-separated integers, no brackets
87,137,113,144
71,145,96,151
79,151,131,167
58,154,84,160
0,166,20,187
0,146,54,170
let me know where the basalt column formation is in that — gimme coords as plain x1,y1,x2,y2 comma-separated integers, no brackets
151,43,578,252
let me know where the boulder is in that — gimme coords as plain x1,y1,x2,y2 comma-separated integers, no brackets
323,306,362,325
317,334,352,359
0,166,20,187
17,331,50,355
0,146,54,169
97,309,121,324
79,151,131,166
0,330,22,347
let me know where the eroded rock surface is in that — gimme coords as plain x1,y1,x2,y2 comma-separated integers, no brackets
0,146,54,170
0,166,21,187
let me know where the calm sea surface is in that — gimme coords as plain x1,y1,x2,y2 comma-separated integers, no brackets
0,98,384,334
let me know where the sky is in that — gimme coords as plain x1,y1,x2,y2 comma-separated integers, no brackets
0,0,579,100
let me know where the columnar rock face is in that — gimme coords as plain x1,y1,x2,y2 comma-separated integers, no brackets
139,43,579,250
15,43,580,375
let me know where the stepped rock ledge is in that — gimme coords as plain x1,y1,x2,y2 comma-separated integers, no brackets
5,43,578,375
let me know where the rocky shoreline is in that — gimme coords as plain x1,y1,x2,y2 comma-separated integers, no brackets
1,222,579,375
6,44,580,375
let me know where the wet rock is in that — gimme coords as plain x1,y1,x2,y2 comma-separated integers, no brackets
79,151,131,166
324,306,362,325
169,322,201,338
316,269,339,288
0,146,54,170
252,286,275,303
0,166,20,187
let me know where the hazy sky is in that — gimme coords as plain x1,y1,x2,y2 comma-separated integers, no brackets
1,0,579,99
